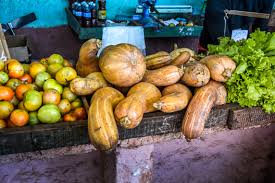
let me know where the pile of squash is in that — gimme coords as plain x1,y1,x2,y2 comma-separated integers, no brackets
73,39,236,151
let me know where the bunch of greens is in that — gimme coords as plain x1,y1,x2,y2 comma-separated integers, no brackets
208,30,275,113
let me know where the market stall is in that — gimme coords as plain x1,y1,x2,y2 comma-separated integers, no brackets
1,0,275,182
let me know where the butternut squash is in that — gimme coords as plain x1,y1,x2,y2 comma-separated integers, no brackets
153,84,192,113
170,44,195,61
70,72,109,96
182,81,227,140
127,82,162,113
88,87,124,151
181,62,210,87
145,51,172,70
114,82,161,129
76,39,102,77
143,65,184,87
170,51,191,66
200,55,236,82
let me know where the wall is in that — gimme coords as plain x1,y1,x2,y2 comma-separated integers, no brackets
0,0,204,28
1,126,275,183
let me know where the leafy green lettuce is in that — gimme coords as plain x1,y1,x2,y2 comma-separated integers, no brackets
208,30,275,113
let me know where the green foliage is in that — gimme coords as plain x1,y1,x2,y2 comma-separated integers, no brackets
208,29,275,113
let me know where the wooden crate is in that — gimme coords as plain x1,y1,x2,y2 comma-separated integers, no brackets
65,8,203,40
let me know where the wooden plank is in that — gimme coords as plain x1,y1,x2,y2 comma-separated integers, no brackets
0,104,234,155
0,24,11,61
0,126,33,155
228,106,275,129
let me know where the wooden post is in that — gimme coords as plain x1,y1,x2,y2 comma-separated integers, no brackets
0,25,11,61
103,145,154,183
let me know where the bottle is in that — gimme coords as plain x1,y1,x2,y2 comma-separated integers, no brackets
98,0,106,26
75,1,83,26
89,0,97,27
82,1,92,27
71,1,77,16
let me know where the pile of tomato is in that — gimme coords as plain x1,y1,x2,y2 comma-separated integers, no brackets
0,54,87,129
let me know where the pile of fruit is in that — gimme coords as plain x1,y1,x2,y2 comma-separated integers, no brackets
0,54,87,129
73,39,237,151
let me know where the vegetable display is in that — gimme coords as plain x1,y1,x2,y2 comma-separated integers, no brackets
0,53,87,128
208,30,275,113
8,33,275,151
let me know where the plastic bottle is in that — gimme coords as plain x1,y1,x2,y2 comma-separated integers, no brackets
89,0,97,27
82,1,92,27
75,1,83,26
71,1,78,16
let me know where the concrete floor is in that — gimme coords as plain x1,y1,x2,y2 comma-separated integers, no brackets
1,125,275,183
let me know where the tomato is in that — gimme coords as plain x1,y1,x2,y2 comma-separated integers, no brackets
19,74,33,84
22,64,30,74
0,71,9,85
7,119,16,128
35,71,51,88
16,84,33,100
5,59,24,78
38,104,61,124
29,62,46,79
0,119,7,129
63,59,73,67
10,109,29,127
0,101,14,119
62,87,77,102
48,54,64,65
43,79,63,94
18,101,26,110
6,79,21,91
0,86,14,101
28,111,40,126
23,90,42,111
73,107,87,120
40,58,49,66
58,99,71,115
63,112,77,122
55,67,77,85
0,60,5,71
43,89,61,105
71,98,83,110
10,96,19,106
47,64,63,77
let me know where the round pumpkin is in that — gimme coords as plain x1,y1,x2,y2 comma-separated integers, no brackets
99,43,146,87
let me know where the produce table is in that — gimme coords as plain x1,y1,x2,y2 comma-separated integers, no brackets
1,104,274,156
1,104,275,182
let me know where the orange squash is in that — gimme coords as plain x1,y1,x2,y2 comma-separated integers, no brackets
142,65,183,86
70,72,109,96
114,82,161,129
145,51,172,69
181,62,210,87
182,81,227,140
153,84,192,113
76,39,102,77
99,43,146,87
200,55,236,82
170,51,191,66
88,87,124,151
